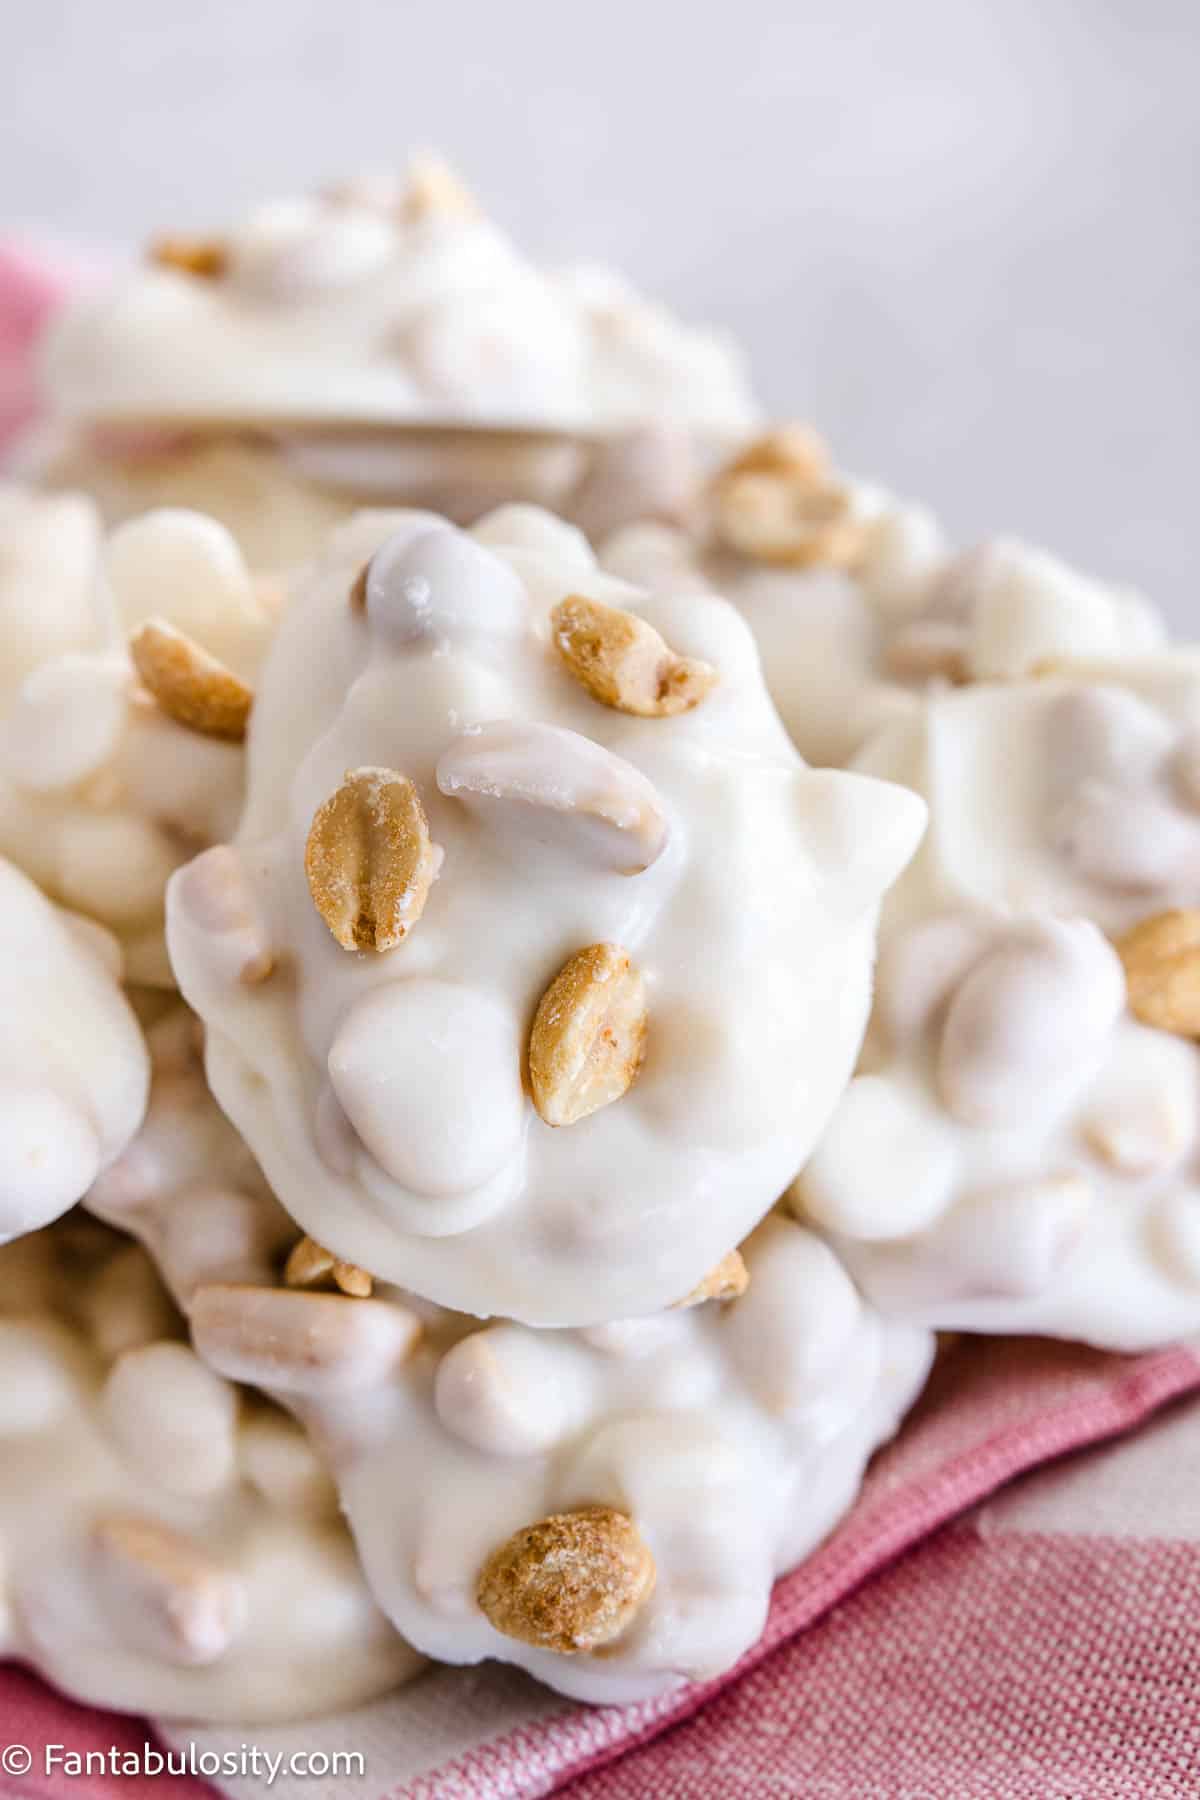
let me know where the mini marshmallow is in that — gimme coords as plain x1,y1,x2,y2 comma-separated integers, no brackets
167,505,926,1324
102,1340,240,1497
0,1225,420,1720
792,902,1200,1349
0,491,274,983
0,855,148,1243
190,1215,932,1704
0,484,111,671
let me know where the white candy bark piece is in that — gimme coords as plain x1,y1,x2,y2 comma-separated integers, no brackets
0,1226,420,1721
192,1212,932,1704
168,506,925,1324
0,491,272,984
0,857,148,1243
793,903,1200,1349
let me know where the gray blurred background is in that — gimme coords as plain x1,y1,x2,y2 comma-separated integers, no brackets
3,0,1196,619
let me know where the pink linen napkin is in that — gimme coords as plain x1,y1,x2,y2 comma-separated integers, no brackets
3,1334,1198,1800
0,239,105,456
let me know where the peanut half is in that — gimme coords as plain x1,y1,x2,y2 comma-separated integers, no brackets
721,423,833,484
550,594,716,718
1116,909,1200,1037
148,236,229,279
476,1505,656,1654
305,767,441,953
284,1234,373,1298
401,154,479,223
529,943,647,1127
191,1284,422,1396
712,424,863,569
674,1249,750,1308
91,1513,246,1665
883,619,969,685
436,721,669,875
130,619,253,742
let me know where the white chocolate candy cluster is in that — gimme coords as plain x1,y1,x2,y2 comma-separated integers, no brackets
28,161,756,564
0,490,273,982
791,904,1200,1349
602,427,1164,767
0,1224,420,1720
9,385,1192,1720
856,657,1200,936
43,165,756,435
167,504,926,1324
82,1003,932,1703
188,1217,932,1704
0,855,147,1244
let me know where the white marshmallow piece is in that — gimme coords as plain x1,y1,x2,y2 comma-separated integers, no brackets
0,857,148,1244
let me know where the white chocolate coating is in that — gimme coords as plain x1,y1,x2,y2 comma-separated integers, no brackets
0,490,272,982
87,1006,295,1300
0,1226,420,1719
167,506,927,1324
854,655,1200,937
791,902,1200,1349
602,500,1164,769
43,178,757,438
0,855,148,1243
191,1215,933,1703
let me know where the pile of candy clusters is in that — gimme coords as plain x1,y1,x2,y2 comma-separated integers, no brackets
1,160,1195,1721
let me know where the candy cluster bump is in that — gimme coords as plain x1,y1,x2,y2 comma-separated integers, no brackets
0,854,147,1244
0,490,274,982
